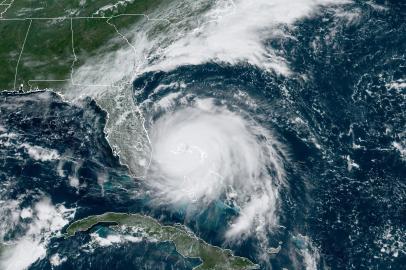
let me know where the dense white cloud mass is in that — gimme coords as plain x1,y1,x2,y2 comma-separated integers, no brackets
67,0,350,99
59,0,351,263
146,98,286,240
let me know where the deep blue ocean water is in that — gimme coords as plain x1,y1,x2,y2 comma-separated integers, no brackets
0,1,405,269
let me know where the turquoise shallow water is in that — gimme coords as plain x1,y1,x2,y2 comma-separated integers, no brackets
0,1,405,269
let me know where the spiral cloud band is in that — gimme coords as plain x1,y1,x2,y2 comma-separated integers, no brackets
146,97,286,239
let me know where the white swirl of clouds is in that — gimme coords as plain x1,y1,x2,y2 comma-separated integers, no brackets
61,0,350,249
145,98,286,240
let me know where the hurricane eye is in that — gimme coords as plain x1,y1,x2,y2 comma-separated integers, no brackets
144,98,285,243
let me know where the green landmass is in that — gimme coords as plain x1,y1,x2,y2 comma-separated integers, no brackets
0,19,30,90
65,212,259,270
0,0,167,91
3,0,163,19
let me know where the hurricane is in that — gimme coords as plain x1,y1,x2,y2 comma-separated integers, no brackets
0,0,405,269
144,94,286,240
64,0,404,267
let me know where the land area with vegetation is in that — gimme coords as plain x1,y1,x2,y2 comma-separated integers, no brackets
0,0,165,91
65,212,258,270
0,2,259,269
